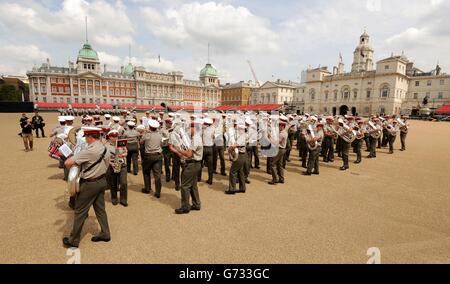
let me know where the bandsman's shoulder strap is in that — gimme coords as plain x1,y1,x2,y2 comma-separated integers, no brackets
83,147,107,174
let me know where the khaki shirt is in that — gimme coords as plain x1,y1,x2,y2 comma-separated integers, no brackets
142,131,162,154
52,125,65,136
124,129,139,144
105,142,127,167
160,128,170,147
189,133,203,161
74,140,109,179
202,126,215,147
279,129,288,149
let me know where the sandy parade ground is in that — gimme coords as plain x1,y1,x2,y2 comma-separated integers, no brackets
0,112,449,264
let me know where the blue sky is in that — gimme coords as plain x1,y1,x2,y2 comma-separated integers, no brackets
1,0,449,83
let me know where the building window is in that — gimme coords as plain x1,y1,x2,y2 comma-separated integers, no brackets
52,87,56,93
364,106,370,114
380,106,386,114
343,89,350,99
415,81,419,86
58,87,63,93
381,85,389,98
438,92,443,99
51,78,56,83
353,91,357,99
427,80,432,86
385,65,389,70
413,93,418,99
75,98,78,103
440,79,445,85
324,92,329,101
366,90,371,98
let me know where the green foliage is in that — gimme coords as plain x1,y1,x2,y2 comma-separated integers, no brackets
0,84,22,101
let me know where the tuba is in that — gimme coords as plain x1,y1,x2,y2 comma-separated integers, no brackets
368,121,382,139
340,123,357,143
306,124,319,150
66,127,86,197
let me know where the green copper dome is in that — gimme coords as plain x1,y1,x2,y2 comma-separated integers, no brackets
200,63,218,77
78,43,98,60
123,63,134,75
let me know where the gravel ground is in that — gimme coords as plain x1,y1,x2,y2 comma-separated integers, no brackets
0,112,449,264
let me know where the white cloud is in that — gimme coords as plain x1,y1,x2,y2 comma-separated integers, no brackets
141,2,279,54
0,45,50,63
384,0,450,72
0,0,134,47
98,51,175,73
0,44,50,74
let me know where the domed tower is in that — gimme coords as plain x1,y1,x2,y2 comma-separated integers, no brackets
76,42,100,73
199,63,219,87
351,30,374,73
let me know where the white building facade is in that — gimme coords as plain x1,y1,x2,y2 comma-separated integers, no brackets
250,80,299,105
293,32,450,116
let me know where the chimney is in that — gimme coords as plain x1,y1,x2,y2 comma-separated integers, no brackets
104,64,107,73
121,66,124,73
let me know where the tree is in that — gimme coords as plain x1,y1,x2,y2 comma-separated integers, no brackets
0,85,22,101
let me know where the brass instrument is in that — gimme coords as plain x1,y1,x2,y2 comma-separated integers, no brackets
66,127,87,197
306,124,319,150
368,121,382,139
340,123,357,143
226,126,239,162
397,118,408,133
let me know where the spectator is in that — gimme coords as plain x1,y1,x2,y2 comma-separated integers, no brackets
32,111,46,138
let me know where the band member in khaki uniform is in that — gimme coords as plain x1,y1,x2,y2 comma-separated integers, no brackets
268,120,288,185
63,127,111,248
399,116,409,151
353,120,365,164
111,116,125,137
169,120,182,191
367,117,382,158
243,118,253,184
200,118,215,184
388,120,399,154
284,116,295,166
124,121,139,175
226,123,247,194
213,116,227,176
337,119,352,171
322,117,335,163
105,130,128,206
141,120,163,198
161,119,173,182
170,122,202,214
303,123,324,175
246,117,259,170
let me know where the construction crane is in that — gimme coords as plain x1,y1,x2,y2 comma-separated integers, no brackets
247,60,260,88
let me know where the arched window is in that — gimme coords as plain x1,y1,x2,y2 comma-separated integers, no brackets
380,84,390,98
310,89,316,100
342,87,350,100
